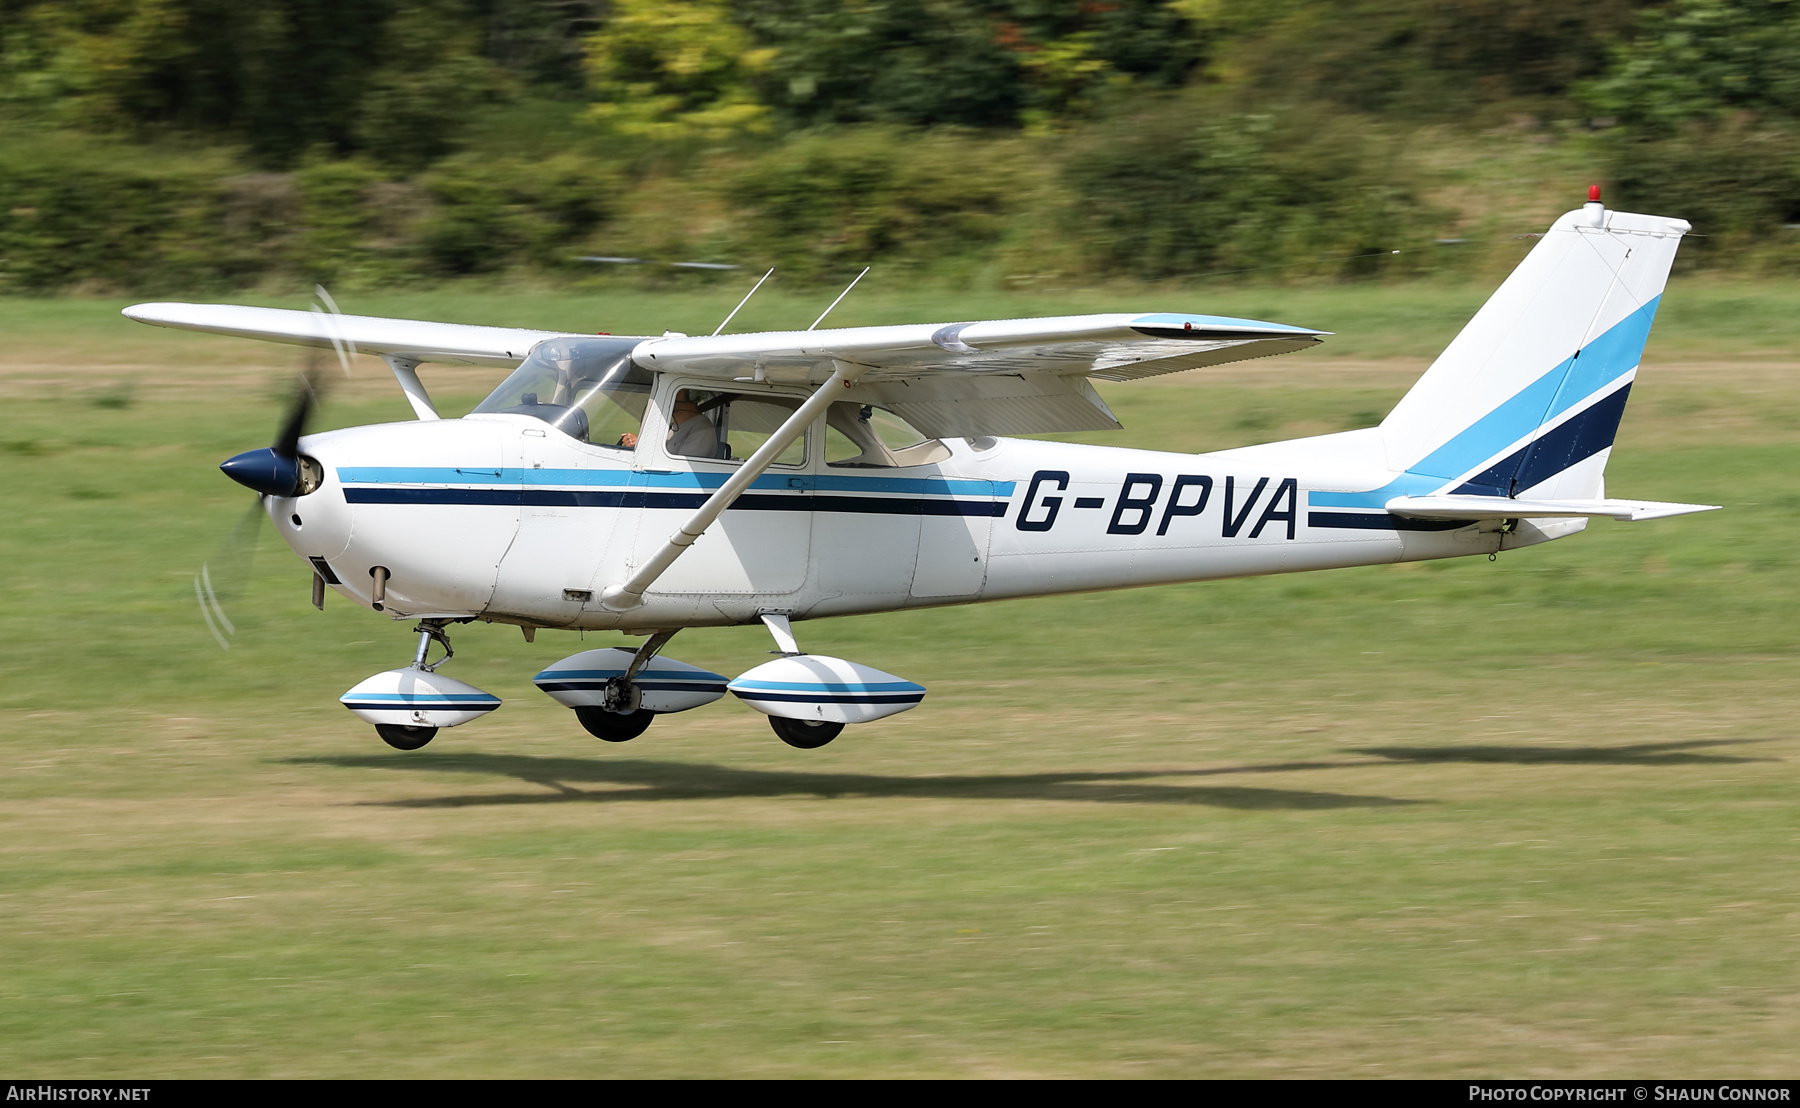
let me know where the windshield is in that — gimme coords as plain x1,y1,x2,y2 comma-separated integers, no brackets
471,337,651,449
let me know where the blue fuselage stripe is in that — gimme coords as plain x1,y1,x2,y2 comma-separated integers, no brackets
344,487,1006,516
337,466,1012,498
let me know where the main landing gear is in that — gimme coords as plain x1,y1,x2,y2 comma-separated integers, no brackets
376,723,437,750
768,715,844,749
571,629,676,743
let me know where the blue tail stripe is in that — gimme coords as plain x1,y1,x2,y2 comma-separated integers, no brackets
1453,382,1634,496
1311,296,1659,509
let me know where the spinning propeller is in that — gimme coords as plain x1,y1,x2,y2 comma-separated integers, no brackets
196,289,353,649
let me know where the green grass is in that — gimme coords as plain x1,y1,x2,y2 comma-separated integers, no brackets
0,287,1796,1076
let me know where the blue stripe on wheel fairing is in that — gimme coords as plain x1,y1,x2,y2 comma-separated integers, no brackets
731,691,926,706
338,692,501,704
728,679,925,693
1311,296,1659,510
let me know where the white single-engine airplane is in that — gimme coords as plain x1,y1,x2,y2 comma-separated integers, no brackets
127,191,1716,751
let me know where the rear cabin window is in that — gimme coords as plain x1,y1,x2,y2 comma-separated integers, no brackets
824,403,949,467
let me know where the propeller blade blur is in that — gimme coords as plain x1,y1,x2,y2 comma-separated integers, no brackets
195,499,264,651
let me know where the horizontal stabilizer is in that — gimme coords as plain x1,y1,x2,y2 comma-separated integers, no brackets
1386,495,1721,522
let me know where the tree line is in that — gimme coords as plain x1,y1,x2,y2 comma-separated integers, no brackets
2,0,1797,292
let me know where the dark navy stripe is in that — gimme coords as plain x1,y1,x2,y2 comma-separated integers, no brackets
1454,383,1633,496
536,681,725,693
730,690,925,705
1307,512,1466,532
345,487,1006,517
341,700,499,712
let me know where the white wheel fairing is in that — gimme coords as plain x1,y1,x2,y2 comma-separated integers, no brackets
729,655,924,724
341,668,501,729
533,648,728,714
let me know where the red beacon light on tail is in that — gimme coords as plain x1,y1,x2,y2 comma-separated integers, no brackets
1584,184,1606,225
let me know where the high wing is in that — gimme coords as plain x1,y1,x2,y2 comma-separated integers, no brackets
122,302,598,368
123,302,1326,436
631,312,1328,436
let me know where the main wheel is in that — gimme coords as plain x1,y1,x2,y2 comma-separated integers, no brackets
575,706,657,742
769,715,844,749
376,723,437,750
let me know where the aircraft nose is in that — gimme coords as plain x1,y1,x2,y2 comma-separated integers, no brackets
220,447,299,497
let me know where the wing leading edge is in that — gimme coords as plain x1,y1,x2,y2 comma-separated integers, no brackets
122,302,600,369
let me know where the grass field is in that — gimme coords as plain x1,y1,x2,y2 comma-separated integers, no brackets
1,280,1797,1077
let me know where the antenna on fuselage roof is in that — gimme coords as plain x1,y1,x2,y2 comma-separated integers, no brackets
711,267,776,337
807,267,870,331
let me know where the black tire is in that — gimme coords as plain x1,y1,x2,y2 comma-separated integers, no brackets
575,706,657,742
376,723,437,750
769,715,844,749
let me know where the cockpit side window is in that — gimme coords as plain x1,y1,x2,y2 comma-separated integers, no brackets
471,337,652,449
668,389,807,467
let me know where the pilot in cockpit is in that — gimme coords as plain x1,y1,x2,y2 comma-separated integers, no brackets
617,389,718,456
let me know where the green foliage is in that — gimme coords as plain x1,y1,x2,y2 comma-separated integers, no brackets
722,127,1018,279
353,0,507,173
1585,0,1800,134
0,137,233,293
735,0,1198,129
1201,0,1649,121
583,0,776,140
1062,101,1435,279
0,0,508,168
1585,1,1800,255
1609,120,1800,264
416,155,615,274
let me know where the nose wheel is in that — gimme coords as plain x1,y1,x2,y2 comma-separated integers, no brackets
769,716,843,749
376,723,437,750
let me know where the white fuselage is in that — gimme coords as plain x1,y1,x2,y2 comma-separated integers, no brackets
271,382,1554,634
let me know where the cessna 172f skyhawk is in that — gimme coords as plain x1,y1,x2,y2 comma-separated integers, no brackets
126,191,1716,751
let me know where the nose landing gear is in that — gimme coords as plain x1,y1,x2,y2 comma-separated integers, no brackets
339,619,500,750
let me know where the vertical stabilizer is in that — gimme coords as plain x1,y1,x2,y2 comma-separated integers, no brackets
1377,201,1689,501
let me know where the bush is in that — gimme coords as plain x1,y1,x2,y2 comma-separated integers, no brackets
1608,119,1800,268
722,127,1020,280
415,155,615,275
1061,100,1438,280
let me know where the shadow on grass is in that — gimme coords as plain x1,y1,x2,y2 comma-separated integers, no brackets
1359,738,1775,766
283,753,1421,810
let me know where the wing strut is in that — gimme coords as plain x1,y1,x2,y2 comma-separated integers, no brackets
383,355,440,421
600,362,861,611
